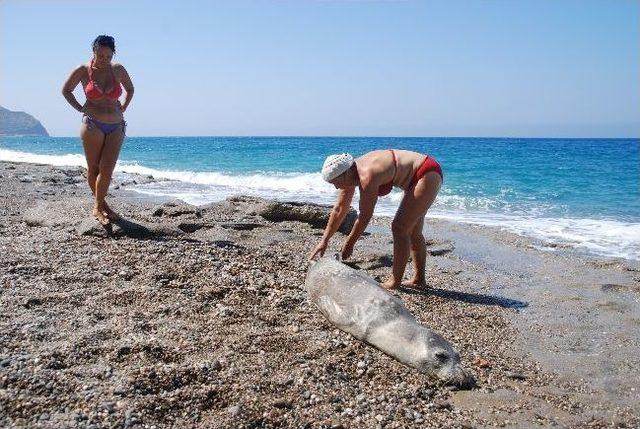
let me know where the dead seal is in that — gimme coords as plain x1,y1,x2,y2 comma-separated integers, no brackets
305,257,474,388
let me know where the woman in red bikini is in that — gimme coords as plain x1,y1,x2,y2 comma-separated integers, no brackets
309,150,443,290
62,35,134,225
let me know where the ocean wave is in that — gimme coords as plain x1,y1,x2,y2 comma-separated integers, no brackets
128,180,339,207
429,212,640,261
0,148,87,167
118,162,336,194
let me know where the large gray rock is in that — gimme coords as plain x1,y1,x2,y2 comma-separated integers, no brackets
23,199,87,227
23,199,184,239
76,217,184,238
257,200,357,234
39,168,86,185
151,200,202,218
349,251,393,270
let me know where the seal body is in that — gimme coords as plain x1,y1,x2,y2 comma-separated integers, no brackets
305,257,473,387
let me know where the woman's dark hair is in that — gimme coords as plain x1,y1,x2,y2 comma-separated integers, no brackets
92,35,116,53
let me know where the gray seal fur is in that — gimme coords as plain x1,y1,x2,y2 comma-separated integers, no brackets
305,257,473,387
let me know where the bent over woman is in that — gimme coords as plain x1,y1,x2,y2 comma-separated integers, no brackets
309,150,443,290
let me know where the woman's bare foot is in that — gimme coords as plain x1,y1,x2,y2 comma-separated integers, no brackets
92,206,110,225
381,278,401,290
402,278,428,290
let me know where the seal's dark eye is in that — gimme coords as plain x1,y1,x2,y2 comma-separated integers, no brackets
435,351,449,364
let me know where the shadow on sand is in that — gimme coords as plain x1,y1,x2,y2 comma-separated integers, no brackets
399,286,528,309
93,216,178,241
99,217,241,249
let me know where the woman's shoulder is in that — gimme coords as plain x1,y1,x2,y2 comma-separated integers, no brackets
111,63,130,78
71,63,90,79
73,63,90,72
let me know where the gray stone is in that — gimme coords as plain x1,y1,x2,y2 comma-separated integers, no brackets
227,404,241,417
101,401,115,413
220,222,265,231
24,199,86,227
177,222,206,233
152,200,201,218
428,243,454,256
258,200,357,234
505,371,527,380
350,252,393,270
76,216,184,238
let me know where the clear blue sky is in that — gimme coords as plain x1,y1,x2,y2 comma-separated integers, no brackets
1,0,638,137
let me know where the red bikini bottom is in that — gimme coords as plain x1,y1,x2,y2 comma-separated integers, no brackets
410,156,443,187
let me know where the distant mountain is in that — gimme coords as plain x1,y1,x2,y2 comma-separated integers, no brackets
0,106,49,136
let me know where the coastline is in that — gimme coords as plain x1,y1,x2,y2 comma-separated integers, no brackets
1,161,638,428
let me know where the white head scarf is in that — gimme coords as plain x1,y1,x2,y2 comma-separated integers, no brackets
321,153,354,182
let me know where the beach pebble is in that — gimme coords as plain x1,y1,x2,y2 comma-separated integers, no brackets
227,404,241,417
505,371,527,380
100,401,115,413
474,358,492,368
428,244,454,256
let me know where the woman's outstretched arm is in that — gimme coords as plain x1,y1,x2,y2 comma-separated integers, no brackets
341,181,377,259
309,187,355,260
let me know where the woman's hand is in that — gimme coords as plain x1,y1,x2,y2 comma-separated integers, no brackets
341,239,355,260
309,240,328,261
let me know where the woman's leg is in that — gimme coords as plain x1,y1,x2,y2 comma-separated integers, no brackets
95,123,125,221
406,216,428,288
383,172,441,289
80,119,108,223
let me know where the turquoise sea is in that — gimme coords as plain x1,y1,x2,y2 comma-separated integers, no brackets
1,136,638,260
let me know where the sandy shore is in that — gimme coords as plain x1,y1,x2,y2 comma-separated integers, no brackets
1,161,638,428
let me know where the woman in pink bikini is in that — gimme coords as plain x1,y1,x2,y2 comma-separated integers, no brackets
309,150,443,290
62,35,134,225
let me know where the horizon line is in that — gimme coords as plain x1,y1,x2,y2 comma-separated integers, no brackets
37,134,640,140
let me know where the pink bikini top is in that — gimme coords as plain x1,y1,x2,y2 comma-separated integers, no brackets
84,59,122,100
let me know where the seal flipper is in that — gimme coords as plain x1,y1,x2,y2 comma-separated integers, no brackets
317,295,357,330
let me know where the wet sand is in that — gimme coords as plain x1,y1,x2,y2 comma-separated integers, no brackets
1,161,638,428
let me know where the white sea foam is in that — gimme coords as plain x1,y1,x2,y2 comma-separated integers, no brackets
2,147,638,261
428,212,640,261
117,162,336,195
0,148,87,167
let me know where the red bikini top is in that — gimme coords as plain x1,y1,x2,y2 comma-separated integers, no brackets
378,149,397,196
84,59,122,100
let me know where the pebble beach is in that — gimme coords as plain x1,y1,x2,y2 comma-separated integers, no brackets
1,161,639,428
